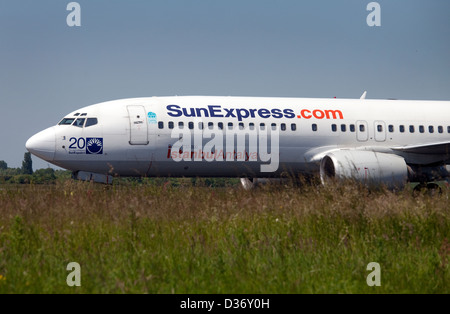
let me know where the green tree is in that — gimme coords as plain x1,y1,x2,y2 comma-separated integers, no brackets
21,152,33,175
0,160,7,170
32,168,56,184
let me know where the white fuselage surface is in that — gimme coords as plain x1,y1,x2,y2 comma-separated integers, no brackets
26,96,450,186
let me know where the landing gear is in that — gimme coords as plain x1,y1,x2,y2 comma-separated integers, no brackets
240,177,254,190
413,182,443,196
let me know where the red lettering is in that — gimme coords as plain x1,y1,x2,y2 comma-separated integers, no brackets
297,109,344,119
325,110,344,119
313,110,325,119
301,109,312,119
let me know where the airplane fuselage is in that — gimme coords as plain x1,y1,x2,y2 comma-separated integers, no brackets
26,96,450,186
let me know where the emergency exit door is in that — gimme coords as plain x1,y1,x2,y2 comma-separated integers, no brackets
127,105,149,145
356,120,368,142
374,121,386,142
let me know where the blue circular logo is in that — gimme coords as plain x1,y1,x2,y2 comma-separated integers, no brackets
86,138,103,154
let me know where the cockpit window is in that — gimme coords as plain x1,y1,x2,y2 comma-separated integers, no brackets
59,117,98,127
59,118,75,125
73,118,86,128
85,118,98,127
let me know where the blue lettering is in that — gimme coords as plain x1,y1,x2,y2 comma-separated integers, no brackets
69,137,77,149
168,104,300,120
77,137,86,149
236,109,250,121
182,107,196,117
68,137,88,151
224,108,236,118
208,105,223,118
195,107,209,117
167,105,182,117
271,108,283,118
283,108,295,119
258,108,271,118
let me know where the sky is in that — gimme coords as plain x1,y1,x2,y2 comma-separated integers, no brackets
1,0,450,170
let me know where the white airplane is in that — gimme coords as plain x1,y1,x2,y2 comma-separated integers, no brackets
25,93,450,190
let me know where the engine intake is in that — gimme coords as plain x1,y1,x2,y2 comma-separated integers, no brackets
320,150,408,189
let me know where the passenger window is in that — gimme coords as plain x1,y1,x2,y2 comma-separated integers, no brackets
188,122,194,130
428,126,434,133
332,124,337,132
260,123,265,130
281,123,286,131
419,125,424,133
169,121,174,129
73,118,86,128
158,121,164,129
291,124,297,131
178,122,184,129
377,125,383,132
208,122,214,129
388,125,394,133
350,124,355,132
359,124,365,132
399,125,405,133
228,122,233,130
249,123,255,130
198,122,203,130
239,122,245,130
438,126,443,133
218,122,223,130
59,118,75,125
341,124,346,132
271,123,276,130
447,126,450,133
409,125,415,133
312,124,318,132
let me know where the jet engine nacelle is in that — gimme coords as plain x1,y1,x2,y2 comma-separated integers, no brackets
320,150,408,189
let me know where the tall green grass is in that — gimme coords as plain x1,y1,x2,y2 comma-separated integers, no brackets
0,181,448,293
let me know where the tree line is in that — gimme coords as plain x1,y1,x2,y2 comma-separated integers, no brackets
0,152,71,184
0,152,240,186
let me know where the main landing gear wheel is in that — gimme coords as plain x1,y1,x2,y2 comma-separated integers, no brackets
413,183,442,197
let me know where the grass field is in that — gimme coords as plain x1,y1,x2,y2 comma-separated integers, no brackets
0,180,448,293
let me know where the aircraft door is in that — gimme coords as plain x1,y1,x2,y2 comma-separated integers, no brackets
356,120,368,142
374,121,386,142
127,105,149,145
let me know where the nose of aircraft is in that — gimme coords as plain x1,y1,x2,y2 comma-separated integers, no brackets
25,127,56,162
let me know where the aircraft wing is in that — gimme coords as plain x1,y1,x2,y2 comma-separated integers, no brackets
392,141,450,155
